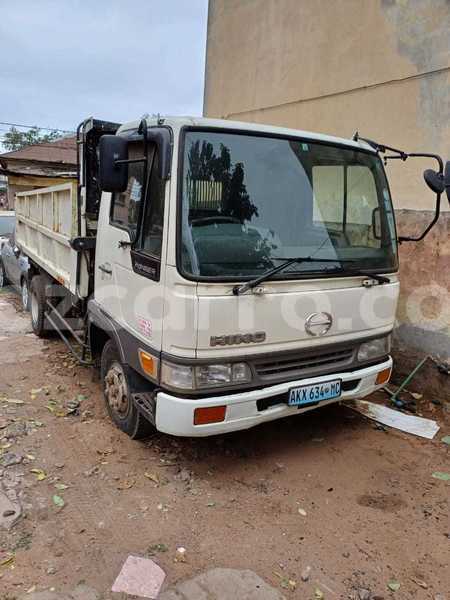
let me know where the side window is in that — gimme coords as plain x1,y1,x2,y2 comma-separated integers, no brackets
347,166,379,247
347,166,378,222
110,141,144,233
138,153,165,258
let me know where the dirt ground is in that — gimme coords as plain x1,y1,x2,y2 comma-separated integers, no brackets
0,290,449,600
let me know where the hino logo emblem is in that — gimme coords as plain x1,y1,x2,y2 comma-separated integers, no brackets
210,332,266,347
305,312,333,337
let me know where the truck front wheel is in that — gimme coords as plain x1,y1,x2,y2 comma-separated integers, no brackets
100,340,153,439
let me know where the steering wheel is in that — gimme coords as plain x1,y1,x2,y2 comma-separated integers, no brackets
190,216,242,227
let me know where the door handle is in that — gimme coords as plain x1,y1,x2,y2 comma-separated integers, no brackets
98,263,112,275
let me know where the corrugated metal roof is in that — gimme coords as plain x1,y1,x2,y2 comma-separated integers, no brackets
0,136,77,165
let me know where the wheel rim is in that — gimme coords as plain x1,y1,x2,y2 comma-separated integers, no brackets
104,362,130,417
31,292,39,325
22,281,28,309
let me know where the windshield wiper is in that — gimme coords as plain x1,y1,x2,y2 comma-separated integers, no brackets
232,257,390,295
233,256,345,295
321,266,391,285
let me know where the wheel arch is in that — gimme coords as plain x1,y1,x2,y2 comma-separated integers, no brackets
89,322,112,360
87,304,126,363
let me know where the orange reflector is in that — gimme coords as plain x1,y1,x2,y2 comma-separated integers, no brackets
139,350,157,378
194,405,226,426
376,367,391,385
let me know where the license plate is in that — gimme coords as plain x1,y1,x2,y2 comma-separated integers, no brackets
288,379,342,407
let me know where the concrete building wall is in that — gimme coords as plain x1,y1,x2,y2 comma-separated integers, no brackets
204,0,450,362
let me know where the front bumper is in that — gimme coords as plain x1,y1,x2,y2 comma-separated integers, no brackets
155,357,392,437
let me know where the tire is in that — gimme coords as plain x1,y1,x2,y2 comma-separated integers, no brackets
21,278,31,311
100,340,154,439
30,275,51,337
0,261,7,288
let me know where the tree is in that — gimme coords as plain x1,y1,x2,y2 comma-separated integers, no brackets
3,126,60,152
187,140,258,223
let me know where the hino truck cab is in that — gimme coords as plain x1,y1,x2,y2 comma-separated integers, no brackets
17,116,449,438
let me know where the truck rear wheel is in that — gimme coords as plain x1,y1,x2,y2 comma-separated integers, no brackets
21,278,30,311
0,262,8,288
30,275,51,337
100,340,154,439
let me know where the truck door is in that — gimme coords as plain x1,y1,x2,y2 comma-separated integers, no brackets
94,141,166,353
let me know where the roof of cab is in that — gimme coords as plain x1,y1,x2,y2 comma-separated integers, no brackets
117,116,376,153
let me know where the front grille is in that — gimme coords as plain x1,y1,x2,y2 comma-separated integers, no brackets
254,347,354,381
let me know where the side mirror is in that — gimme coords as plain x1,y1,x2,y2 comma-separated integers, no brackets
372,206,381,240
98,135,128,193
423,169,444,194
444,161,450,204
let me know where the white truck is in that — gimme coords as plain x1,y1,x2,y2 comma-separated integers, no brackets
14,116,450,438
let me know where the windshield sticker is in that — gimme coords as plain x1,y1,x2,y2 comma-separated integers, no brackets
130,179,142,203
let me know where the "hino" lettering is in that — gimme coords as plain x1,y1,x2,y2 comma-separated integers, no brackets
210,332,266,347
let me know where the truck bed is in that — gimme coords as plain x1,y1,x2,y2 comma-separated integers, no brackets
15,181,87,296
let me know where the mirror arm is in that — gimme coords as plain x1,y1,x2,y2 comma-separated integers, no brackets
398,192,441,244
395,153,444,244
353,134,444,173
408,152,444,173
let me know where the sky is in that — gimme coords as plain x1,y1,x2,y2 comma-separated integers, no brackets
0,0,208,147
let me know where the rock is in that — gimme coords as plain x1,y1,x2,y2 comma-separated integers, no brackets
175,468,192,483
160,568,286,600
6,422,27,438
66,399,80,413
111,555,166,598
300,566,311,582
0,488,22,529
18,593,60,600
18,585,100,600
46,566,57,575
358,589,372,600
69,584,100,600
0,451,23,467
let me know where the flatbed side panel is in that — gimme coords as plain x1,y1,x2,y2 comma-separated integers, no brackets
15,182,81,295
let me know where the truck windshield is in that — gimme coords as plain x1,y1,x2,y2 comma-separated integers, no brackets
180,130,398,280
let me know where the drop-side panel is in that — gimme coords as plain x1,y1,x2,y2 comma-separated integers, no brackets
15,182,83,295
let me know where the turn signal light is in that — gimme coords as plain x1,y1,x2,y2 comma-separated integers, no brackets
139,350,157,379
194,406,226,425
375,367,391,385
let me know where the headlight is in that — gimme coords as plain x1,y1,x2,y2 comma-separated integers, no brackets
357,336,391,362
161,362,194,389
161,361,252,390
